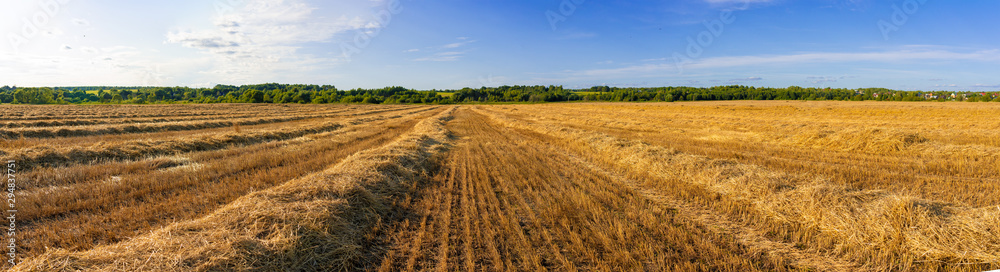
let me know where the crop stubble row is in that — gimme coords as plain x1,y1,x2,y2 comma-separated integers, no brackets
474,102,1000,271
4,104,444,262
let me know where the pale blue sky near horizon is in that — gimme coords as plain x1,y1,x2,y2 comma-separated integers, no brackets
1,0,997,91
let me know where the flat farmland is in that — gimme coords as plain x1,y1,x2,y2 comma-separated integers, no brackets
4,102,1000,271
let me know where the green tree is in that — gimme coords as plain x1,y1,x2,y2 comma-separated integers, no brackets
294,92,312,103
12,88,56,104
154,88,170,101
240,89,265,103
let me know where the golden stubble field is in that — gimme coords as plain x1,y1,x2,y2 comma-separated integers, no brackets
1,101,999,271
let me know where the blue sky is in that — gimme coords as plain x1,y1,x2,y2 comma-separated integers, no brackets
1,0,998,91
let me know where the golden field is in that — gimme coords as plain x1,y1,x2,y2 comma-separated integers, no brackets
2,101,999,271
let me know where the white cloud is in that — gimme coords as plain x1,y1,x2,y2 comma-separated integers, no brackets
164,0,391,84
0,47,173,86
0,0,399,86
167,0,353,56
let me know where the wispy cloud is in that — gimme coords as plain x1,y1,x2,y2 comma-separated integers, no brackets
703,0,774,5
807,76,835,84
729,77,762,84
702,0,773,9
72,18,90,26
413,51,465,62
412,37,475,61
563,49,1000,79
441,37,476,49
687,50,1000,70
555,31,598,40
806,75,856,84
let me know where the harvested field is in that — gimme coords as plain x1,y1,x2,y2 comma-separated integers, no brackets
4,102,1000,271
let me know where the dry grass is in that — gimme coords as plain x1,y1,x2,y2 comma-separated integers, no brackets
490,102,1000,206
6,102,999,271
0,105,434,162
0,104,399,121
476,102,1000,271
3,106,436,170
375,108,792,271
2,104,443,264
0,114,338,139
0,108,357,128
14,107,455,271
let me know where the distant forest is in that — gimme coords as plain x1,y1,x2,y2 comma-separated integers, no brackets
1,84,998,104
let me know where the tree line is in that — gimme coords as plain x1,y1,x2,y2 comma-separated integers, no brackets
0,84,448,104
1,84,998,104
